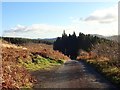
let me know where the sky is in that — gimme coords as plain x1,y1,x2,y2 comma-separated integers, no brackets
1,1,118,39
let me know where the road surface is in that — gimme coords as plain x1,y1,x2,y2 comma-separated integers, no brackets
32,60,116,89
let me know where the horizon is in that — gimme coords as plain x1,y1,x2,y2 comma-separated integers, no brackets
2,1,118,39
1,32,118,39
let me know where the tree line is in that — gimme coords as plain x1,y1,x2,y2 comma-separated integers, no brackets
53,30,104,59
2,37,53,45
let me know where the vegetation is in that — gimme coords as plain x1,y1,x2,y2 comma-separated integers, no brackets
86,40,120,86
2,31,120,88
86,59,120,86
2,37,53,45
54,30,101,59
18,55,64,71
23,43,69,61
76,36,120,86
1,39,69,89
54,30,120,86
2,62,34,89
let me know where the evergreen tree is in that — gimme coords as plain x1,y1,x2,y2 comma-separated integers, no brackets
53,31,101,59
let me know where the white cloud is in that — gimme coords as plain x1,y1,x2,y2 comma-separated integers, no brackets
3,5,118,38
4,23,84,38
9,24,27,32
3,24,67,38
3,20,117,39
5,24,64,33
84,5,118,23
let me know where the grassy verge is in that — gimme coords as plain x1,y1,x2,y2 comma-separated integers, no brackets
18,55,64,71
86,59,120,87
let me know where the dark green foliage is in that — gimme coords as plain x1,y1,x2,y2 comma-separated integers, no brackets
53,31,109,59
57,60,64,64
2,37,53,45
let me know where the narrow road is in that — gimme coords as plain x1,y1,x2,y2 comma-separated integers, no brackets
32,60,116,89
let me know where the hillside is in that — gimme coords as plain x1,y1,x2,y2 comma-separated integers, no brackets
90,34,105,38
106,35,119,42
1,39,69,89
1,33,120,88
41,38,57,43
77,38,120,86
90,34,119,42
53,31,120,87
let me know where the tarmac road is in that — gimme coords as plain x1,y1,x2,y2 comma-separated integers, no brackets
32,60,116,89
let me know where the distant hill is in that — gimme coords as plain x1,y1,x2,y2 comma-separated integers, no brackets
90,34,105,38
105,35,119,42
90,34,119,42
41,35,119,43
41,38,57,43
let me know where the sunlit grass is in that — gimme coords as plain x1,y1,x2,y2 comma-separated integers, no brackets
18,55,64,71
86,59,120,86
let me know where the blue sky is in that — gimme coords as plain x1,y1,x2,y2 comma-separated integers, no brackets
2,2,118,38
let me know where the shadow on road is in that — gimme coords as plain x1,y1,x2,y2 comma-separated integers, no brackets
31,60,117,88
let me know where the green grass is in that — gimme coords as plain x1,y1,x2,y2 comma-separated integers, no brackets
86,59,120,86
18,55,64,71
